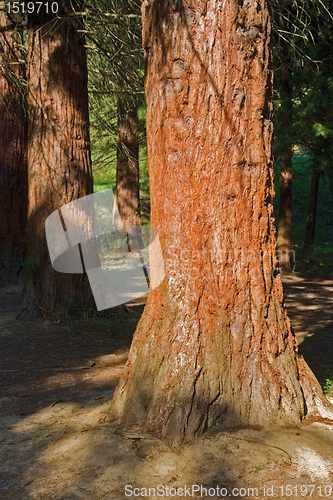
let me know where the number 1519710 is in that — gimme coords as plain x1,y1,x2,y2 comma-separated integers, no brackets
6,2,59,14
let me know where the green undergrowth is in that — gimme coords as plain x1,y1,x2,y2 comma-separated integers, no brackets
94,181,115,193
323,378,333,397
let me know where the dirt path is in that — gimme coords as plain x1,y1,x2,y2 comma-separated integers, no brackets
283,273,333,385
0,275,333,500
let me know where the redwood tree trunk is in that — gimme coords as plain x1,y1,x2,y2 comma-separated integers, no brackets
110,0,332,445
304,167,320,249
19,1,93,318
0,13,28,285
114,100,141,229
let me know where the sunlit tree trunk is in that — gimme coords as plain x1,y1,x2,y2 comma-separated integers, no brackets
110,0,333,445
304,167,320,250
0,13,28,285
19,1,93,318
114,99,141,229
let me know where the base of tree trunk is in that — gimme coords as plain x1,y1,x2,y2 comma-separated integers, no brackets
0,250,26,288
18,266,91,321
109,289,333,447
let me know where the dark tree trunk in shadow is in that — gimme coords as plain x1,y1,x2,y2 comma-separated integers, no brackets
114,100,141,230
325,166,333,199
0,12,28,286
277,158,292,273
276,0,293,274
19,1,93,319
304,168,320,250
109,0,333,446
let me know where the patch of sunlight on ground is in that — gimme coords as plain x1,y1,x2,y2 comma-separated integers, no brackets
5,410,333,499
297,305,323,311
39,353,128,389
294,447,331,479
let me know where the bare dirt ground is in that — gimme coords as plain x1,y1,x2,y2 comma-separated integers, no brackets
0,273,333,500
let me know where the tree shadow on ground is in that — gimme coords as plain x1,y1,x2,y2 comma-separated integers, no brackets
0,285,241,499
298,322,333,387
1,275,333,498
282,272,333,387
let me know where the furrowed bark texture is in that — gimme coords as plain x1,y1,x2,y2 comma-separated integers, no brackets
19,1,93,318
110,0,333,445
115,100,141,229
0,13,28,285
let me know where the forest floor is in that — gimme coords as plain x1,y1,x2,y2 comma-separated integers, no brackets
0,273,333,500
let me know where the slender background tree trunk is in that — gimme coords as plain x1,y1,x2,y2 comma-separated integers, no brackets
114,99,141,229
304,166,320,250
276,0,293,274
110,0,332,445
277,164,292,272
19,0,93,318
0,12,28,286
325,165,333,200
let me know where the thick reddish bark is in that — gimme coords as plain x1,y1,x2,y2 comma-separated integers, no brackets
114,100,141,229
19,1,93,318
109,0,333,445
304,168,320,249
0,13,28,285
